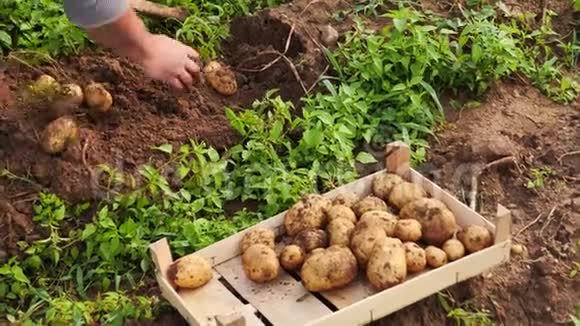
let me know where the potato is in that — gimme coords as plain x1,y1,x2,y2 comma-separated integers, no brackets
84,82,113,114
442,238,465,261
366,237,407,290
327,218,355,247
388,182,428,209
372,173,404,200
300,245,358,292
168,253,213,289
350,223,387,268
242,244,280,283
30,74,59,96
403,242,427,273
326,204,357,224
284,194,331,236
359,210,397,236
40,116,80,154
352,196,389,217
394,219,422,242
280,245,305,271
293,229,328,253
457,225,493,253
400,198,457,246
425,246,447,268
332,192,359,208
203,61,238,96
240,227,275,253
49,83,84,118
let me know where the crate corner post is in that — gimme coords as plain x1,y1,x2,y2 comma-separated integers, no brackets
384,141,411,175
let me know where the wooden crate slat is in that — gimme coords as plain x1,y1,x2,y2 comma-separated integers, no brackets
215,256,333,326
318,274,376,309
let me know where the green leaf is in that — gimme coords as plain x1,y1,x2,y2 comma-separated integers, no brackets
81,223,97,240
393,18,407,32
302,127,324,148
0,31,11,47
154,144,173,155
11,266,29,284
356,152,378,164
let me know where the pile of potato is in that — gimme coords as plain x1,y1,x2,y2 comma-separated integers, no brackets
239,172,494,292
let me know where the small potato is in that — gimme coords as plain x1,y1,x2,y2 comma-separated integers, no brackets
240,227,275,253
30,74,59,96
242,244,280,283
372,173,404,200
203,61,238,96
40,116,80,154
332,192,359,208
326,204,357,224
327,218,355,247
366,237,407,290
168,253,213,289
84,82,113,114
293,229,328,253
300,245,358,292
403,242,427,273
442,238,465,261
388,182,428,209
359,210,398,236
400,198,457,246
284,194,332,236
425,246,447,268
352,196,389,217
394,219,422,242
457,225,493,253
280,245,305,271
49,83,84,118
350,225,387,268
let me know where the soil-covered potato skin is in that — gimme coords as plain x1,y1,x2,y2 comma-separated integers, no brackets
457,225,493,253
395,219,422,242
388,182,428,209
425,246,447,268
280,244,305,271
359,210,398,236
352,196,389,217
404,242,427,273
169,254,213,289
284,194,332,236
240,227,276,253
332,192,360,208
366,237,407,290
242,244,280,283
400,198,457,246
350,221,388,268
293,229,329,253
300,245,358,292
372,173,404,200
327,218,355,247
326,204,357,224
40,116,80,154
442,239,465,261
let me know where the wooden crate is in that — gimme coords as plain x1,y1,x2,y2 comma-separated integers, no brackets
149,141,512,326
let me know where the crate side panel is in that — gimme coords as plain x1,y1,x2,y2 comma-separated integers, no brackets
318,274,376,309
215,256,333,326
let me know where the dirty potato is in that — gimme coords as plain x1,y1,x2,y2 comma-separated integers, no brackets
457,225,493,253
293,229,329,253
203,61,238,96
327,218,355,247
332,192,359,208
388,182,428,209
372,173,404,200
352,195,389,217
403,242,427,273
359,210,398,236
326,204,357,224
366,237,407,290
284,194,332,236
30,74,59,96
84,82,113,114
40,116,80,154
168,253,213,289
425,246,447,268
350,223,387,268
280,245,305,271
394,219,422,242
240,227,275,253
242,244,280,283
442,238,465,261
400,198,457,246
49,83,84,117
300,245,358,292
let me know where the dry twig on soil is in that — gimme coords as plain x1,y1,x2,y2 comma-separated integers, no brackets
469,156,519,211
514,213,543,239
130,0,188,21
558,150,580,165
539,205,559,236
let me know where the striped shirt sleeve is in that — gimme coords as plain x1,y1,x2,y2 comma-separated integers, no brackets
64,0,130,29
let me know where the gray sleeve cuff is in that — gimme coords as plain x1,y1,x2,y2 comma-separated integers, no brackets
64,0,130,29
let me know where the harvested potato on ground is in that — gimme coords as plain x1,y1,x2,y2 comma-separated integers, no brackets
350,224,387,268
388,182,428,209
168,253,213,289
366,237,407,290
327,218,355,247
30,74,59,96
293,229,329,253
425,246,447,268
203,61,238,96
403,242,427,273
457,225,493,253
372,173,404,200
352,196,389,217
84,82,113,114
240,227,275,253
395,219,422,242
284,194,332,236
442,238,465,261
400,198,457,246
280,245,305,271
332,192,359,208
326,204,357,224
242,244,280,283
300,245,358,292
359,210,398,236
40,116,80,154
